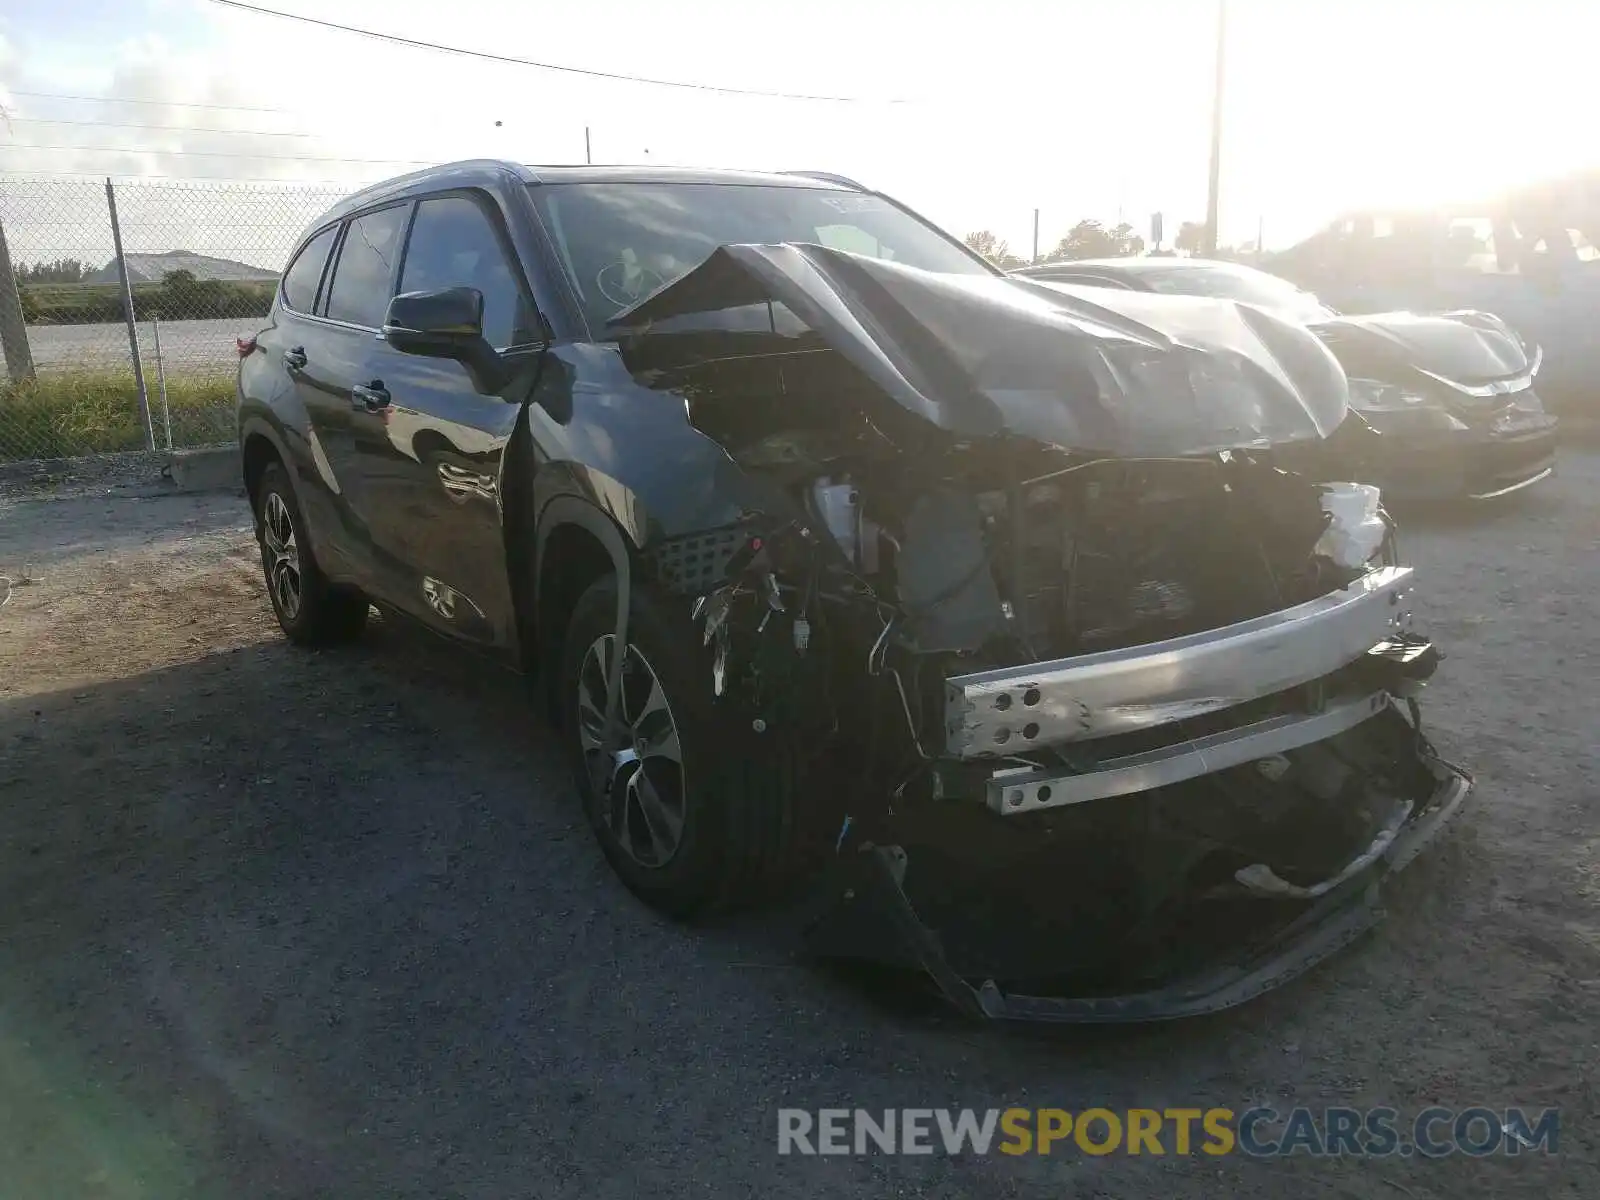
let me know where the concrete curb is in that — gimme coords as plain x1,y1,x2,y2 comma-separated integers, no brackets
165,447,242,494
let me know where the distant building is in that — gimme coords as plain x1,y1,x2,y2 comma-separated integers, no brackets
87,251,277,285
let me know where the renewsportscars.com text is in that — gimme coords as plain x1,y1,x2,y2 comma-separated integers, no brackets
777,1106,1559,1158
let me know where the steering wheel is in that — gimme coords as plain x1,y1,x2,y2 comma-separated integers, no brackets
596,260,667,310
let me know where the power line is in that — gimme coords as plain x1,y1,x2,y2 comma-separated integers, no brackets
13,118,312,138
206,0,909,103
4,144,436,166
8,89,294,115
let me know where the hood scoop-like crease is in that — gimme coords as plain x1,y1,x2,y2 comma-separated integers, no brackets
611,243,1351,457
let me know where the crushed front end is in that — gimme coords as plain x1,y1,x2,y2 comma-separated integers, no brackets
621,245,1473,1021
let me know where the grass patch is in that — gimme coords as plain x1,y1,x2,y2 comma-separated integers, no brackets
0,373,236,461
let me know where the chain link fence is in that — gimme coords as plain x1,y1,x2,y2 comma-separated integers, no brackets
0,177,354,462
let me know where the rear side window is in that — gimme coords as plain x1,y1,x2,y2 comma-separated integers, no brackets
281,225,336,313
324,205,409,327
399,194,539,348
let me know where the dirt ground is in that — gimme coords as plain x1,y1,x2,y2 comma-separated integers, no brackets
1,452,1597,1198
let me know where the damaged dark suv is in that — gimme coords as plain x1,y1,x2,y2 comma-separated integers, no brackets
238,161,1472,1022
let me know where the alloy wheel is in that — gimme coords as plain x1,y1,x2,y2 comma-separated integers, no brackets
576,633,687,868
261,491,302,622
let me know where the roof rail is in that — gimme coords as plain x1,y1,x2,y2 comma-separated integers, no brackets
782,170,867,191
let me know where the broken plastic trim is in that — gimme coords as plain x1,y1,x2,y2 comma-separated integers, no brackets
1234,789,1413,899
810,761,1470,1023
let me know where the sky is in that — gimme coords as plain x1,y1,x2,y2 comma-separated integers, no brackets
2,0,1599,271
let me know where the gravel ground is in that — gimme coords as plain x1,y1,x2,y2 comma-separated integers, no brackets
1,454,1597,1199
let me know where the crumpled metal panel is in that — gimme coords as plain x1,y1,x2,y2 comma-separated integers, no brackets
609,242,1351,457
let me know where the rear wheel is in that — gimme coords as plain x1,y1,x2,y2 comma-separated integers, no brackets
255,461,369,645
558,574,810,916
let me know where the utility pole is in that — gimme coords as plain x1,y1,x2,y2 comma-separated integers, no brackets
1031,208,1040,263
585,126,592,165
1203,0,1227,255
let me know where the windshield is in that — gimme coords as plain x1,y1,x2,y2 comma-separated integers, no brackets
1143,265,1335,321
528,182,992,331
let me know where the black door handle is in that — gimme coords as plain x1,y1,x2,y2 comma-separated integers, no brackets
351,382,391,412
282,346,307,370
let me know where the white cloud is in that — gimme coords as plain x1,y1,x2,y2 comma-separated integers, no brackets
3,0,1598,259
1,0,1220,254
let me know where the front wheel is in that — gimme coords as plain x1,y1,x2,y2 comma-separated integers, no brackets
255,461,369,645
557,574,810,917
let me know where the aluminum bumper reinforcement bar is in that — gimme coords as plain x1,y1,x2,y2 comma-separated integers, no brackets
985,690,1390,815
945,565,1414,760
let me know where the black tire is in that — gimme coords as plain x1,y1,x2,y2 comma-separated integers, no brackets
255,460,369,646
557,574,810,917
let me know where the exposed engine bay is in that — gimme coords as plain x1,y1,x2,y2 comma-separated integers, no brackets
623,244,1471,1021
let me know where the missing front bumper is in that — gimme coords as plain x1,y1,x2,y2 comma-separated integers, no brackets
805,759,1472,1023
944,566,1414,760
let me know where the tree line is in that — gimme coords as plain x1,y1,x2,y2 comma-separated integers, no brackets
19,268,275,325
16,257,89,284
964,218,1209,267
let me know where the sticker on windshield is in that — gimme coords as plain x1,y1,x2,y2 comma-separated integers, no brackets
819,195,890,214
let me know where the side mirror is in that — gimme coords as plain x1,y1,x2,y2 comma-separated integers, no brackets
382,287,507,393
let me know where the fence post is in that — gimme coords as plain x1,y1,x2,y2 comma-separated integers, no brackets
105,178,154,451
0,216,36,384
150,317,173,450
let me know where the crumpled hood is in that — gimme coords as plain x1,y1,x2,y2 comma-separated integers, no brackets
1308,309,1531,385
610,243,1351,457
